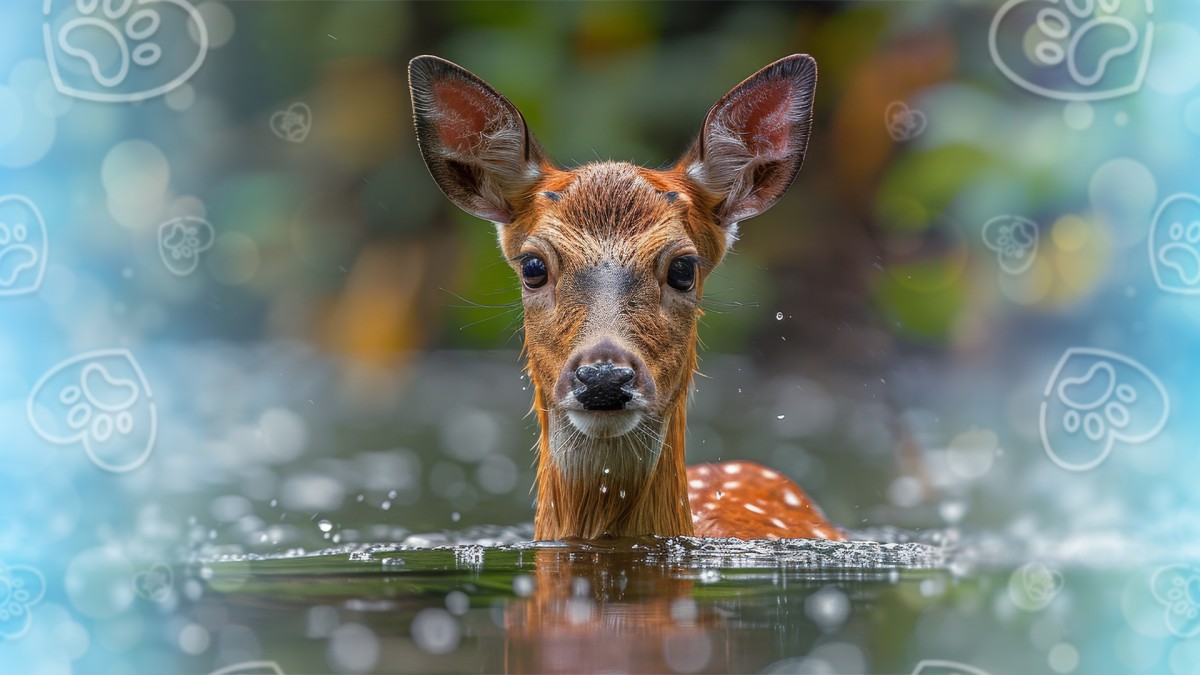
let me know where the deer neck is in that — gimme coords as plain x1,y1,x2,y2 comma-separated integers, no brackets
532,384,694,540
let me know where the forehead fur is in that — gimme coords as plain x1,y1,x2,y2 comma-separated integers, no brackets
553,162,670,237
505,161,726,266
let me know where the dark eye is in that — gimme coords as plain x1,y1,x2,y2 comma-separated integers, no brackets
667,257,696,292
521,256,548,289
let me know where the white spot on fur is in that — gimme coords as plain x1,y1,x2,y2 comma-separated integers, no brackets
771,518,787,529
723,464,741,475
689,479,705,489
745,503,765,514
783,490,800,507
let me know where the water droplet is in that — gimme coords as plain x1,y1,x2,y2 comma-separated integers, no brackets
451,512,461,522
775,312,784,320
776,414,786,420
600,486,608,494
318,519,333,532
380,501,391,511
618,490,626,499
603,468,610,474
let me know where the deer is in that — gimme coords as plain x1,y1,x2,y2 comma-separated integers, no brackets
409,54,844,542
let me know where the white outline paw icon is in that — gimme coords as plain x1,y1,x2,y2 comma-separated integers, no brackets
1039,348,1168,471
43,0,209,103
27,349,157,473
989,0,1153,101
1149,193,1200,295
981,214,1039,275
912,660,992,675
158,216,214,276
1152,565,1200,638
0,562,46,641
1008,561,1064,610
885,101,926,141
270,102,312,143
0,195,49,297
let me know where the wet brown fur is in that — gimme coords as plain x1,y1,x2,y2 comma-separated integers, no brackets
409,54,842,541
500,163,726,539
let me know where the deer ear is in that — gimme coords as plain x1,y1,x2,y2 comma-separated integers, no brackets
681,54,817,227
409,56,546,224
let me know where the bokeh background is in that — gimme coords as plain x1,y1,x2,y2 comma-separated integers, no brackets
3,0,1200,673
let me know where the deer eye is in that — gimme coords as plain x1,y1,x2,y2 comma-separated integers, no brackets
521,256,548,289
667,256,696,292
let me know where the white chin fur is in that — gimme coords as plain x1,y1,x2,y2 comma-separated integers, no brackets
565,409,643,439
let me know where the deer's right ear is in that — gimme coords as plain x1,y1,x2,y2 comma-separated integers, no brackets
409,56,545,224
681,54,817,228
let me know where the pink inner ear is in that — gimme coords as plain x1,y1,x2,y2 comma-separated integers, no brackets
432,79,495,154
727,80,792,158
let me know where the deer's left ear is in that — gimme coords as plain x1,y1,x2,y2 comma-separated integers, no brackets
681,54,817,227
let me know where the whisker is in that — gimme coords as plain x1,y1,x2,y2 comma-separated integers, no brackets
457,307,523,331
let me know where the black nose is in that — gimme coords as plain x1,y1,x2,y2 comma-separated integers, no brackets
573,362,636,411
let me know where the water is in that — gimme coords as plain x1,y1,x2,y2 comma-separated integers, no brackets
4,345,1180,674
184,526,1140,675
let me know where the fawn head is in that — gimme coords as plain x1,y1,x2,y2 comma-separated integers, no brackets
409,55,817,537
